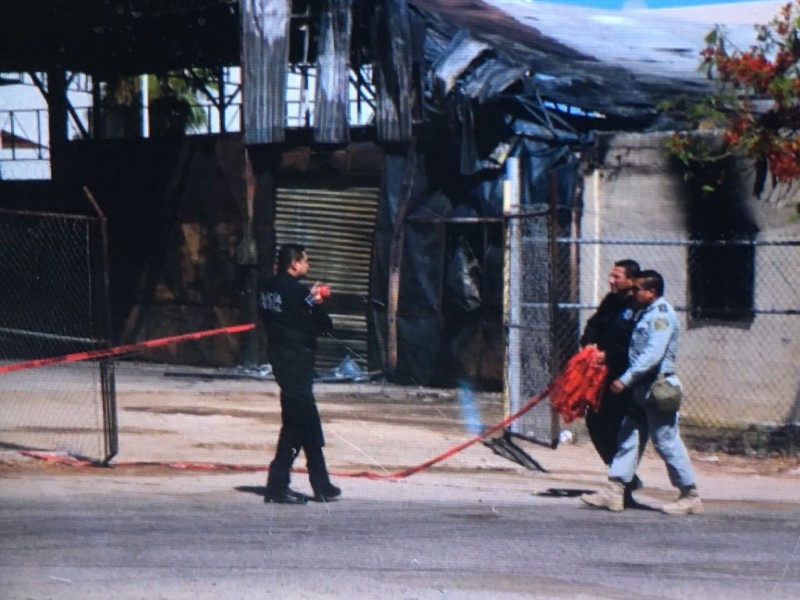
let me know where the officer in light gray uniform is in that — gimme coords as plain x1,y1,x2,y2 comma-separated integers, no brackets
582,270,703,515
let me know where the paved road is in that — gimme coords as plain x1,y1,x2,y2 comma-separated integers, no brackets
2,365,799,598
1,470,798,600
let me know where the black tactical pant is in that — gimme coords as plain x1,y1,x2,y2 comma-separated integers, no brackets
265,345,332,495
586,385,644,465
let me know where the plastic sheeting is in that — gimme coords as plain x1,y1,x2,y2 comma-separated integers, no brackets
368,138,581,387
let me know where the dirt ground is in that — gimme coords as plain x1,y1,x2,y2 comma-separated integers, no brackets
2,361,798,505
2,362,800,600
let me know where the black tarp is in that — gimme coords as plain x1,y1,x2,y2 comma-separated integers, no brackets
368,129,582,386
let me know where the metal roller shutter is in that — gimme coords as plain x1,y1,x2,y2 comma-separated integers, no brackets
276,184,379,371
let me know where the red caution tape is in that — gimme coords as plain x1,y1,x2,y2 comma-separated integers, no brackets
19,451,268,471
19,386,553,479
349,347,606,480
0,323,256,375
353,386,554,480
18,346,606,483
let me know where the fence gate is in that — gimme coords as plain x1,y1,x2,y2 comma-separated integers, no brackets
0,207,117,464
504,158,577,447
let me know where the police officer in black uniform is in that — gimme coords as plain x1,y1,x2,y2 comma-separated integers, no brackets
581,259,643,505
260,243,341,504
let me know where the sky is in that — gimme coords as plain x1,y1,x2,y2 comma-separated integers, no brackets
539,0,769,8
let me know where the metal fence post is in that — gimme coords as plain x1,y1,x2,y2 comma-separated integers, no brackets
504,157,522,433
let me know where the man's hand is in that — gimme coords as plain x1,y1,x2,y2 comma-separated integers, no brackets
609,379,625,395
309,282,330,304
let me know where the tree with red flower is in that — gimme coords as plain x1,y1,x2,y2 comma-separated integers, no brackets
667,1,800,193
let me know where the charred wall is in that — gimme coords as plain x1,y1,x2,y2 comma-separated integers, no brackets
1,134,386,369
65,135,250,366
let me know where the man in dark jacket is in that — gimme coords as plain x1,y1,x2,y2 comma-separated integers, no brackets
581,259,642,503
582,270,702,515
260,244,341,505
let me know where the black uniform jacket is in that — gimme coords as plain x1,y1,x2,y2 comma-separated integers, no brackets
259,272,333,351
581,292,640,380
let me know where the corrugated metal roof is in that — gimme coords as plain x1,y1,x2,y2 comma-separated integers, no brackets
0,0,780,122
412,0,782,119
483,0,770,80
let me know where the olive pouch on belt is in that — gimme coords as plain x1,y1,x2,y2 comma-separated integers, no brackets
647,373,683,412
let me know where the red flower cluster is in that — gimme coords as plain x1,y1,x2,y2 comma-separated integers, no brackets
695,1,800,182
716,52,777,93
767,138,800,180
722,116,751,147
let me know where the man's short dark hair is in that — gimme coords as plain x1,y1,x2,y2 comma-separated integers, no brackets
277,243,306,272
636,270,665,296
614,259,640,279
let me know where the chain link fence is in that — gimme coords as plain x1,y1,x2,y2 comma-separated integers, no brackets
0,208,116,463
507,207,800,453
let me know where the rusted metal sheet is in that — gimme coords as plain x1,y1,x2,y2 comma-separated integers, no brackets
431,31,491,96
314,0,353,144
411,0,771,121
241,0,290,144
373,0,415,143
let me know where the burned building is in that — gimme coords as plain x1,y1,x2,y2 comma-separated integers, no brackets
1,0,794,418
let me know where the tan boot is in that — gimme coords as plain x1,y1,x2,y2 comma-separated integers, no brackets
662,486,704,515
581,480,625,512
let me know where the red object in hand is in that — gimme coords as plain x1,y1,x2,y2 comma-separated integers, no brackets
548,346,608,423
318,285,331,298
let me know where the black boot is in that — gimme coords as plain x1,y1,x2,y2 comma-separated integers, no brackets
264,488,308,505
306,445,342,502
311,484,342,503
265,436,303,504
